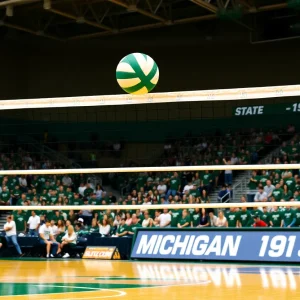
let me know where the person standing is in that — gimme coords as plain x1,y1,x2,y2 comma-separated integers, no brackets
27,211,40,237
3,216,23,257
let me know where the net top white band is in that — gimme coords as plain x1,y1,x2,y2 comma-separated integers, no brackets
1,84,299,110
1,202,299,211
0,163,298,175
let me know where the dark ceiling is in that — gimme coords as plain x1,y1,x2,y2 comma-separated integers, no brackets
0,0,299,43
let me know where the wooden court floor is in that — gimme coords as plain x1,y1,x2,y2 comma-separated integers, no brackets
0,259,300,300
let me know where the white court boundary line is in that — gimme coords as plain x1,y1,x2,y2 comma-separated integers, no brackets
1,84,300,110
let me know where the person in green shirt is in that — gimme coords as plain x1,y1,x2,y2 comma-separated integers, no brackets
177,209,191,228
88,218,99,233
284,177,296,193
84,184,94,198
72,194,83,206
201,170,213,193
189,185,200,198
170,206,182,227
237,207,253,227
167,172,181,198
248,171,260,190
294,207,300,227
259,170,269,187
136,174,147,191
0,186,11,205
251,207,263,218
52,211,64,224
116,218,129,237
282,207,296,227
282,185,293,201
13,210,27,233
225,207,239,227
272,184,284,201
128,214,142,235
269,206,283,227
261,207,270,226
272,173,282,187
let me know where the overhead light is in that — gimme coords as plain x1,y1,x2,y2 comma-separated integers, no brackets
76,17,85,24
6,5,13,17
43,0,51,10
127,4,137,12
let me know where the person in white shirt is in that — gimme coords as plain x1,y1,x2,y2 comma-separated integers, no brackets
157,181,167,194
27,211,40,237
99,219,111,237
216,211,228,227
61,225,77,258
183,182,193,194
62,175,72,187
39,220,60,258
254,187,268,202
158,209,171,228
4,216,23,256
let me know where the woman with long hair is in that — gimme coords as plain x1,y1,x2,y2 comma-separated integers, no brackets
61,225,77,258
99,219,111,237
95,184,103,200
142,211,154,228
89,218,99,233
125,212,132,226
216,211,228,227
198,208,209,228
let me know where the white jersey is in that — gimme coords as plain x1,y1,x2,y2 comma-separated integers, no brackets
4,221,17,236
39,224,53,240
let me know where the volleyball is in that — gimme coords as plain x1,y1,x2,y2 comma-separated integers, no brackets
116,53,159,95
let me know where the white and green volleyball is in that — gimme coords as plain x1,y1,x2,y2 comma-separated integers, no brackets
116,53,159,95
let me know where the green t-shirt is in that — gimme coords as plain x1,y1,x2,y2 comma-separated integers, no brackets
248,176,261,190
225,211,238,227
52,214,64,223
129,223,142,233
270,211,282,227
84,188,94,197
12,189,21,198
261,212,270,225
48,196,58,204
251,209,263,218
294,210,300,226
282,210,295,226
117,224,129,235
189,189,200,198
72,199,83,206
170,210,182,227
192,213,200,226
89,226,99,233
14,213,26,231
0,191,10,202
238,210,253,227
282,191,293,201
170,178,180,190
202,173,212,185
272,188,283,201
259,175,269,187
285,178,296,192
178,215,191,227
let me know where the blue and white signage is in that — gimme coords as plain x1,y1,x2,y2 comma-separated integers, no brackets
131,229,300,262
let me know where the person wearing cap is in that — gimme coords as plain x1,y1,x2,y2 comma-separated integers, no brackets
3,215,23,257
253,215,267,227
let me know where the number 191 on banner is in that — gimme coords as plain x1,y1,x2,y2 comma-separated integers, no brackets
259,236,297,258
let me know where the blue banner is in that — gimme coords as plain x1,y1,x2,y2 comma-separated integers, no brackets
131,229,300,262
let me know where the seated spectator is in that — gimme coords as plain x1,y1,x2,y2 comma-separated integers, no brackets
128,214,142,234
99,219,110,237
264,180,275,201
216,211,227,227
197,208,209,228
39,219,61,258
218,185,230,203
61,225,77,258
177,209,191,228
142,211,153,228
115,218,129,237
253,215,267,227
208,211,217,227
238,207,253,227
125,213,132,226
158,208,171,228
254,187,268,202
